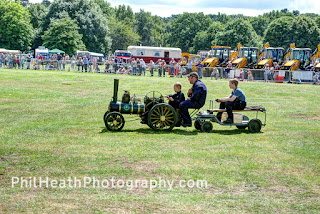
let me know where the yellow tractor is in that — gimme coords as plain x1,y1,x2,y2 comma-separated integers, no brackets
282,48,312,71
258,42,270,61
181,52,201,72
257,47,284,69
230,43,243,62
284,43,296,62
232,47,259,69
202,45,231,68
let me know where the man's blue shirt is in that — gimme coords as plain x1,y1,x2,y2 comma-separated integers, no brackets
190,80,207,107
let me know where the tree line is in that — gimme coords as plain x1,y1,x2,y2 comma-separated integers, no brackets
1,0,320,55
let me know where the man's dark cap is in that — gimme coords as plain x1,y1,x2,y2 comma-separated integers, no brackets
187,72,199,79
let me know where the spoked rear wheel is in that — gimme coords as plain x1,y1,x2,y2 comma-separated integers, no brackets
147,103,177,131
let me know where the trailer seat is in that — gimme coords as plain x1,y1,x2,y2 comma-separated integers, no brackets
207,106,265,114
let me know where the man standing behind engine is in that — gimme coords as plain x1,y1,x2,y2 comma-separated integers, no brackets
179,72,207,127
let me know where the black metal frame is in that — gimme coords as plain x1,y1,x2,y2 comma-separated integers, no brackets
193,100,267,130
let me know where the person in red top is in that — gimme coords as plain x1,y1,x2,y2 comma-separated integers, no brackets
38,54,44,69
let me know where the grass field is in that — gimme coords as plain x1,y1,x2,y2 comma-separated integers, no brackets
0,69,319,213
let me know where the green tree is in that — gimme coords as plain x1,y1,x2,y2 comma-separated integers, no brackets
151,15,166,46
264,16,320,50
250,10,295,38
292,10,300,16
42,17,85,55
41,0,50,7
264,16,293,48
107,4,139,51
214,19,262,49
109,18,139,51
250,16,269,37
28,3,48,29
93,0,113,18
302,13,319,20
190,31,209,53
288,16,320,50
0,0,33,50
190,22,224,53
315,16,320,29
167,12,212,52
28,3,48,49
44,0,111,53
209,12,231,23
115,4,135,27
15,0,28,7
207,22,224,44
135,9,157,46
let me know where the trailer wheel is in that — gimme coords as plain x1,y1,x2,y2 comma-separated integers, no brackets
194,119,201,130
248,119,262,133
104,112,125,131
201,121,213,132
148,103,177,131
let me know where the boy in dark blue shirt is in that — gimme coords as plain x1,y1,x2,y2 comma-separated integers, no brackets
215,79,246,124
166,82,185,110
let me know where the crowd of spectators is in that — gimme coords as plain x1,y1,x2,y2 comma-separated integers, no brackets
102,57,184,77
1,52,319,84
0,53,32,69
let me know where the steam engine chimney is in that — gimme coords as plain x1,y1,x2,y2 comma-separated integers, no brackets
112,79,119,102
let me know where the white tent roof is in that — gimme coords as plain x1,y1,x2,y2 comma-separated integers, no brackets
35,48,49,53
89,52,104,57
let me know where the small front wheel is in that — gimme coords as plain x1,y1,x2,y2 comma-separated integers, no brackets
104,112,125,131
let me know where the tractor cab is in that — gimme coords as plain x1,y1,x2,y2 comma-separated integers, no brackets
265,48,284,62
283,48,311,71
232,47,259,69
257,47,284,69
203,46,230,67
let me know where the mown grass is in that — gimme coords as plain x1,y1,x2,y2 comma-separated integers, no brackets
0,69,319,213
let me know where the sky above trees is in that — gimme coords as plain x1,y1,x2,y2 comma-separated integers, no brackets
30,0,320,17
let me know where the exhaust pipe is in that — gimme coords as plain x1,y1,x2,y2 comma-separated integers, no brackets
112,79,119,102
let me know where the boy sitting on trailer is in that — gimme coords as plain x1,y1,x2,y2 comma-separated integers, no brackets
215,79,246,124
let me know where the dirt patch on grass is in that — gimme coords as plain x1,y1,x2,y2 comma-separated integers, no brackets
0,98,17,102
110,156,159,174
289,113,320,120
